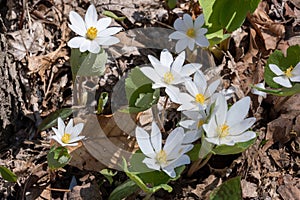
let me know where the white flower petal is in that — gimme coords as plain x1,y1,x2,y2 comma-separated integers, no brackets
57,117,65,133
273,76,292,88
150,122,162,153
140,67,161,84
70,123,84,137
183,130,201,143
85,4,98,27
203,116,218,138
79,39,91,52
269,64,284,76
206,79,220,97
163,127,185,155
183,14,193,28
174,18,188,31
95,36,120,46
162,166,176,178
69,11,86,36
230,118,256,135
214,93,227,125
179,119,196,129
227,97,250,126
181,63,202,76
68,136,85,144
185,80,198,97
65,119,74,134
169,31,187,39
88,41,101,54
225,131,256,144
194,14,205,29
194,70,207,93
187,38,195,51
98,27,122,37
52,127,62,137
166,154,190,170
205,137,221,146
160,49,174,67
96,18,112,32
290,76,300,82
67,37,86,48
165,87,181,103
136,126,156,158
143,157,160,171
51,135,62,144
195,34,209,47
175,38,189,53
292,62,300,75
171,51,185,73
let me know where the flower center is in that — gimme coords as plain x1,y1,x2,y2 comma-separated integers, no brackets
156,150,168,165
61,133,71,144
163,72,174,84
285,66,293,78
218,124,229,138
86,26,98,40
186,28,196,38
195,93,205,105
197,119,205,129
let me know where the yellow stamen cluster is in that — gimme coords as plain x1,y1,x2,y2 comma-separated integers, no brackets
195,93,205,105
86,27,98,40
156,150,168,165
218,124,229,138
61,133,71,144
197,119,205,129
163,72,174,84
285,66,294,78
186,28,196,38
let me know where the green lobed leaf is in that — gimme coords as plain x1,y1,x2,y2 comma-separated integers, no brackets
210,176,242,200
212,137,256,155
47,146,71,170
0,166,17,182
38,108,73,131
70,48,107,80
200,0,260,33
108,179,139,200
124,67,159,113
187,144,201,161
264,45,300,89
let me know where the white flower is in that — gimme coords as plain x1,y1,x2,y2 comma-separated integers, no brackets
140,49,201,91
203,94,256,146
269,62,300,88
180,110,207,131
251,82,267,98
67,4,122,54
51,117,85,147
169,14,209,53
135,122,193,178
175,70,220,111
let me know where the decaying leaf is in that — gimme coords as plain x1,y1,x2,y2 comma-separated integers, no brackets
7,22,45,61
68,112,138,171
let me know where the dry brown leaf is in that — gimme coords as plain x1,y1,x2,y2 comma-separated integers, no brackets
7,22,45,61
277,175,300,200
69,112,138,171
241,179,258,198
